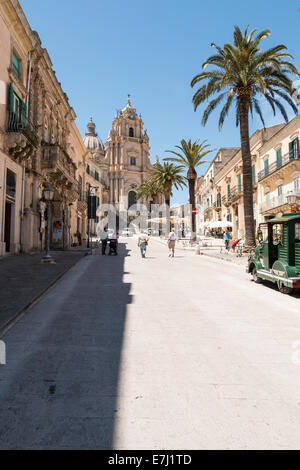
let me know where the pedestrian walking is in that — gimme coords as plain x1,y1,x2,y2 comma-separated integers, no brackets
168,228,177,257
223,229,231,251
100,227,108,255
138,233,149,258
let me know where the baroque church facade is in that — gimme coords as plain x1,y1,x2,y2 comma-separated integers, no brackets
83,97,162,216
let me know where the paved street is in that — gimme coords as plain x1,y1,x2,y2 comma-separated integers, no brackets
1,237,300,449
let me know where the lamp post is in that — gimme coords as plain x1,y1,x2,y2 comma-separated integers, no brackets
286,192,300,212
42,185,55,263
86,183,98,249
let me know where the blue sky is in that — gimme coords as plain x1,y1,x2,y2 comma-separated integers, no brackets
20,0,300,204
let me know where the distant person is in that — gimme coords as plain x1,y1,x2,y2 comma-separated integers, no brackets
168,228,177,257
100,227,108,255
223,229,231,250
138,233,149,258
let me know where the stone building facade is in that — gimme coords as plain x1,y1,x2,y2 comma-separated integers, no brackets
0,0,88,255
195,122,300,240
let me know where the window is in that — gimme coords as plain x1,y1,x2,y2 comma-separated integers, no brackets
6,169,16,200
277,184,283,204
130,157,136,166
44,118,49,142
289,138,299,160
294,177,300,192
272,224,283,246
97,197,100,207
227,184,231,198
50,128,55,144
128,191,137,208
95,171,99,181
86,164,90,175
12,52,20,77
276,148,282,168
238,174,242,193
129,127,134,137
78,176,82,201
217,192,221,207
264,158,269,176
8,84,26,129
265,191,270,209
252,164,255,185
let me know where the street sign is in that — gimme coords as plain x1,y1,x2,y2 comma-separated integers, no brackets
88,195,97,220
192,208,197,215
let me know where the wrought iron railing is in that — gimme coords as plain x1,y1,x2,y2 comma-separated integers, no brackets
42,144,76,180
262,195,285,212
222,185,243,204
7,111,38,147
258,151,300,181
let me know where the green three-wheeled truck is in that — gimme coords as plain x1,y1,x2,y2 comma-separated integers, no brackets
247,212,300,294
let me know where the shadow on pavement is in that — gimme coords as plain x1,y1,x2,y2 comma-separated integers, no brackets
0,243,132,449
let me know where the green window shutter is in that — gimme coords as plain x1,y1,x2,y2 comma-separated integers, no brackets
12,53,20,77
264,159,269,176
276,148,282,168
289,141,294,159
86,164,90,174
227,184,230,198
238,174,242,192
97,197,100,207
217,192,221,207
252,164,255,185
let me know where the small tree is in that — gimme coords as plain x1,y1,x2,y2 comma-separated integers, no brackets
165,139,213,239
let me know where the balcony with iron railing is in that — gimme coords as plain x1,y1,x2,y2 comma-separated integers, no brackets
261,195,286,212
222,185,243,205
7,111,38,147
258,150,300,182
42,144,77,183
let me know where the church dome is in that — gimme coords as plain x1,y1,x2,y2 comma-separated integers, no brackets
83,117,105,152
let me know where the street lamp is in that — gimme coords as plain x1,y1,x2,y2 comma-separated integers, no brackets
43,185,55,263
286,192,300,212
86,183,98,249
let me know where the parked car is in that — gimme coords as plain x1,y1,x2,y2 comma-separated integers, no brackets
247,212,300,294
121,227,134,237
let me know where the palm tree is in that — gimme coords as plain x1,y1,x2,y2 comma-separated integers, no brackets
151,162,186,207
164,139,213,239
152,162,186,233
191,25,300,248
136,177,163,204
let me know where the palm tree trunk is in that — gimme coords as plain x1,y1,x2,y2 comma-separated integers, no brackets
165,185,171,236
188,178,196,240
238,94,256,248
187,167,197,241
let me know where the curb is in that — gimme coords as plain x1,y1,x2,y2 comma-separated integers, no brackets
0,254,86,338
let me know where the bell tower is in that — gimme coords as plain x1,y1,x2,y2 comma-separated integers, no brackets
106,96,153,209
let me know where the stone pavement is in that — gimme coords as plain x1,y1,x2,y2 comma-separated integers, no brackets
0,249,88,335
2,238,300,449
153,236,249,266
